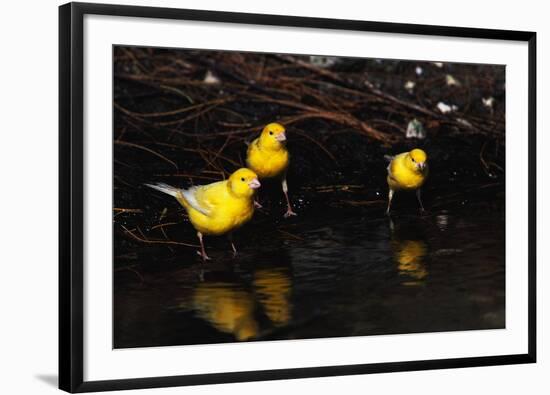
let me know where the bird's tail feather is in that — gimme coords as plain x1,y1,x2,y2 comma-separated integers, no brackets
144,182,181,198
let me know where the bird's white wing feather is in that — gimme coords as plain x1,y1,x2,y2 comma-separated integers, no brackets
145,182,212,216
182,186,212,216
145,182,180,198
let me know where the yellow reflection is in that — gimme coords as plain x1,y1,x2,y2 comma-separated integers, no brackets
253,268,292,327
392,239,428,285
191,282,259,341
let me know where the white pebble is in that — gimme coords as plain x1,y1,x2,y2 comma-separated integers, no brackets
404,80,415,93
436,102,458,114
482,97,495,108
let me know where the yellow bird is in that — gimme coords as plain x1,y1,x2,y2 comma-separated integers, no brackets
246,123,297,218
385,148,429,215
146,168,261,260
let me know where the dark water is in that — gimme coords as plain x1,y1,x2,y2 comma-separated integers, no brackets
114,196,505,348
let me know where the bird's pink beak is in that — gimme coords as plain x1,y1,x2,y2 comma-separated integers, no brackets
248,178,261,189
275,132,287,142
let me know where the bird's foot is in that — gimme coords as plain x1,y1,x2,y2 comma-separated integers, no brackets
229,240,238,258
419,208,428,216
284,208,297,218
196,250,212,261
254,201,263,209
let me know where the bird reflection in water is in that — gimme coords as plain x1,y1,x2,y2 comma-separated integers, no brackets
191,282,259,341
389,218,429,286
253,267,292,327
184,259,293,341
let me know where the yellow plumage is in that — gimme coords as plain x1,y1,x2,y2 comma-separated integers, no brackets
175,179,254,237
386,148,429,214
146,168,261,260
246,123,296,217
387,152,427,190
246,124,289,179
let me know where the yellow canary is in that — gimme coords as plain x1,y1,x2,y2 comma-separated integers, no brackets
246,123,297,218
385,148,429,215
190,282,259,341
146,168,261,260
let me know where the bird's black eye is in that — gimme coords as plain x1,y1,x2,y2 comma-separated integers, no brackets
241,177,245,181
412,158,416,163
269,131,273,135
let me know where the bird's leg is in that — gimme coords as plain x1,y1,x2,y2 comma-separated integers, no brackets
388,216,395,232
254,199,263,209
198,268,205,282
282,177,297,218
416,189,426,214
386,189,394,216
228,233,237,258
196,232,211,261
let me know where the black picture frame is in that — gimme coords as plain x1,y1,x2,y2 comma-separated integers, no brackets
59,2,537,392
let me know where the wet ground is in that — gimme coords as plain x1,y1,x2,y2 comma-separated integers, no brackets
114,184,504,348
113,48,505,348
